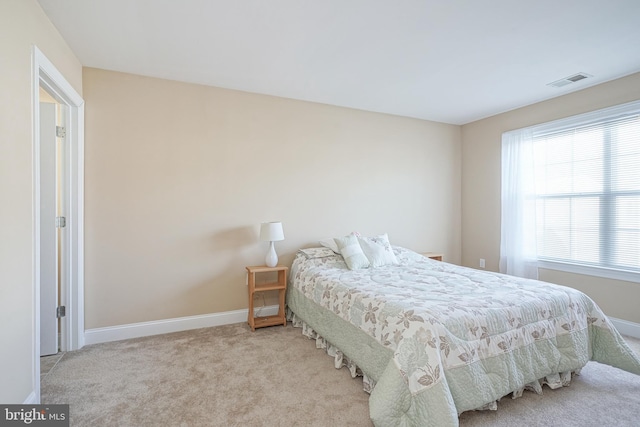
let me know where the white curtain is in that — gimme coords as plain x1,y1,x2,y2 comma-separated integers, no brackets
500,128,539,279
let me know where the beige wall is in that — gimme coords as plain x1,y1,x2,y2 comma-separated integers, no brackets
83,68,461,329
461,72,640,323
0,0,82,403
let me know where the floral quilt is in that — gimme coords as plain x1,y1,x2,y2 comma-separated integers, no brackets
288,246,640,426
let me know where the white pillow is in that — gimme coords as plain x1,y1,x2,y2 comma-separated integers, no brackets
319,238,340,254
358,233,398,267
334,234,370,270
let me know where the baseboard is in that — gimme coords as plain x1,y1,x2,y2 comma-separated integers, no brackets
23,391,37,404
84,305,280,346
83,309,637,345
610,317,640,339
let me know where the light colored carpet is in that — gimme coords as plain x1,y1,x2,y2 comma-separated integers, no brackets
42,324,640,426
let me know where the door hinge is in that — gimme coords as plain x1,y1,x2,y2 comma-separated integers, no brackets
56,126,66,138
56,306,66,318
55,216,66,228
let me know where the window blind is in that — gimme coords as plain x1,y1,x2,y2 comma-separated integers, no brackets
532,112,640,272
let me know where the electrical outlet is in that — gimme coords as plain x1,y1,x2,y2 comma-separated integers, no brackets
479,258,486,268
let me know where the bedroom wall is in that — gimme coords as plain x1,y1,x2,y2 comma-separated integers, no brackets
83,67,462,329
0,0,82,403
461,71,640,324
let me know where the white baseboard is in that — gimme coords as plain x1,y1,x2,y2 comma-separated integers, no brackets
610,317,640,339
23,391,37,404
82,309,638,346
84,305,280,346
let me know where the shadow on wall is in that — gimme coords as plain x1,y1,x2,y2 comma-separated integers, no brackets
168,226,262,315
210,226,257,251
173,228,317,315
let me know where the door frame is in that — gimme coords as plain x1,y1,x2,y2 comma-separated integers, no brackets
31,46,84,402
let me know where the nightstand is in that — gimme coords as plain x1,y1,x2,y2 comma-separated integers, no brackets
245,265,288,331
421,252,443,261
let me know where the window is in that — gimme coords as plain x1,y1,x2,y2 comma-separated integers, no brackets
501,100,640,282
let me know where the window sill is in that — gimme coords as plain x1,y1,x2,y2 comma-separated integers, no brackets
537,260,640,284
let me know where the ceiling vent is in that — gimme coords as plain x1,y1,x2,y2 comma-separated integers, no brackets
547,72,593,88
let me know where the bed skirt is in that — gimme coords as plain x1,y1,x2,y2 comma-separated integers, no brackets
288,308,377,393
287,307,582,414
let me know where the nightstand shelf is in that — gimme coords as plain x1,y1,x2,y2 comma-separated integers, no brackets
421,252,443,261
252,314,285,329
246,265,288,331
253,283,285,292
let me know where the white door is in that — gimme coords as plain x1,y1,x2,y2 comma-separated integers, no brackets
40,102,59,356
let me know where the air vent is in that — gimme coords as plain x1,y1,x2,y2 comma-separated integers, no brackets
547,72,592,88
567,74,588,82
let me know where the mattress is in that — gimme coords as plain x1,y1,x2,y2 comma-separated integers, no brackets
286,246,640,427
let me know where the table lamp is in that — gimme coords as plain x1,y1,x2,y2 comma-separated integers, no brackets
260,222,285,267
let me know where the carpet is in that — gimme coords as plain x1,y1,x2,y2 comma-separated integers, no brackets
41,323,640,426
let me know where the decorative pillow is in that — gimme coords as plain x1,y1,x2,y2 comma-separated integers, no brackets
358,233,399,267
298,247,338,259
319,238,340,254
334,234,370,270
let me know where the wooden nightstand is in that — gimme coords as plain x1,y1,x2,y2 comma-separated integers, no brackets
421,252,443,261
245,265,288,331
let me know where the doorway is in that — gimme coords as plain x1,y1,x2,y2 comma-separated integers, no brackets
32,46,85,403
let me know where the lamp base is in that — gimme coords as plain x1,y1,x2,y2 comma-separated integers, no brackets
265,241,278,267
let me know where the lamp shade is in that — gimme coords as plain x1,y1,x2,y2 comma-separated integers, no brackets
259,222,284,242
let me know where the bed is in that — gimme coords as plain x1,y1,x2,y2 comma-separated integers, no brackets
286,244,640,427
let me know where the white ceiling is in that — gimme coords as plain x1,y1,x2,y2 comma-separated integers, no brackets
38,0,640,125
